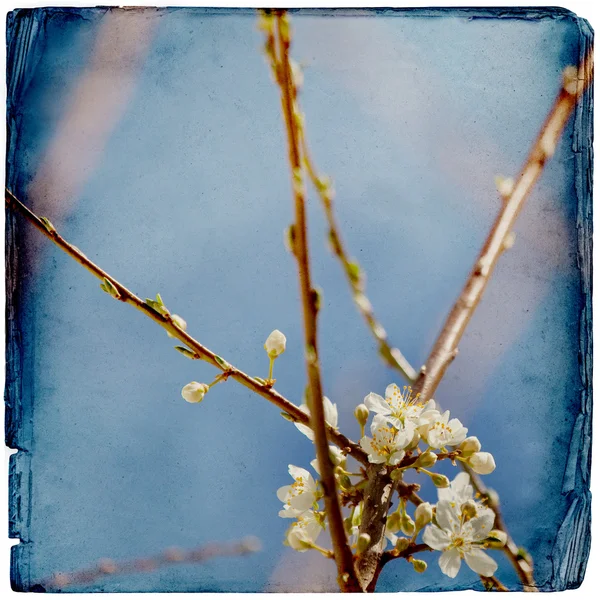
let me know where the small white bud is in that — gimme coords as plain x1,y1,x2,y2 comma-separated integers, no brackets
458,436,481,458
486,529,508,548
416,451,437,468
562,65,579,95
494,175,514,197
400,513,415,537
354,403,369,427
354,293,372,313
468,451,496,475
431,473,450,488
181,382,209,404
289,59,304,90
264,329,287,358
386,512,401,533
395,537,410,553
414,502,433,529
412,558,428,573
167,314,187,338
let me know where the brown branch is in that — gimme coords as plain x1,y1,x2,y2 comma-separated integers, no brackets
301,134,417,382
39,538,261,591
5,188,368,466
359,52,593,593
272,10,360,592
466,464,537,592
480,575,510,592
412,53,593,403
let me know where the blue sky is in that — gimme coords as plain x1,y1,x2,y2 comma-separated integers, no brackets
6,7,590,592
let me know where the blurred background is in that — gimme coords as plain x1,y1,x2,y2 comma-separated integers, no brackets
5,6,590,592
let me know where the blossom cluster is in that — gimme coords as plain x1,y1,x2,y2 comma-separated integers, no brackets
276,383,502,579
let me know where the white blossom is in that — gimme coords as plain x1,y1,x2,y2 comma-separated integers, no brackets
364,384,438,433
295,396,338,441
423,410,468,449
181,382,209,404
277,465,319,518
360,414,411,465
422,500,498,578
264,329,287,358
286,510,325,552
467,452,496,475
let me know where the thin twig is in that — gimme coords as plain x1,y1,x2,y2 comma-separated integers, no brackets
5,188,368,466
272,10,360,592
39,538,261,590
301,133,417,382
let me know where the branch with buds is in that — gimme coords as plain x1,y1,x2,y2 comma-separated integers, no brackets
5,9,591,594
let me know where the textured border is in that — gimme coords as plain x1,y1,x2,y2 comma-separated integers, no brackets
4,6,593,592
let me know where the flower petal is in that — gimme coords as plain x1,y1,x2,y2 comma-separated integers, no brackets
466,508,495,541
464,547,498,577
422,525,451,551
439,548,462,578
435,500,461,532
288,465,310,481
385,383,401,399
290,493,314,513
277,485,291,503
294,423,315,441
364,393,390,415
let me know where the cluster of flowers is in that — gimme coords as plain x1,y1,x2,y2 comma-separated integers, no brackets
277,384,503,579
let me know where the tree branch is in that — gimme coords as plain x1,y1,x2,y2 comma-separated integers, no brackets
412,53,593,403
38,538,261,591
355,53,593,593
271,10,360,592
300,133,417,382
5,188,368,466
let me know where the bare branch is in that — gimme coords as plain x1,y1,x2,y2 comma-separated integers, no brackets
38,538,261,591
270,10,360,592
356,52,593,593
412,52,593,403
301,133,417,382
5,188,368,466
404,51,593,592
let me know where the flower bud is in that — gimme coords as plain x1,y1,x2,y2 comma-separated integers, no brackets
354,403,369,427
412,559,428,573
386,512,401,533
458,436,481,457
414,502,433,529
431,473,450,488
181,382,209,404
264,329,287,358
395,537,410,553
467,451,496,474
167,314,187,338
486,529,508,548
415,451,437,469
329,445,346,467
356,533,371,554
400,513,415,537
495,175,515,197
